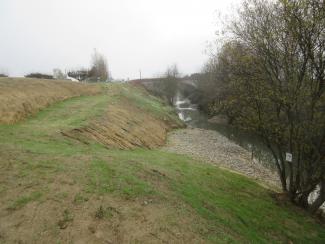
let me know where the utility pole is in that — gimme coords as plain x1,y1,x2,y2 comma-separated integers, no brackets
139,69,142,80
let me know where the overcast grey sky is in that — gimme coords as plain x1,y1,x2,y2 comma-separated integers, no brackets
0,0,242,79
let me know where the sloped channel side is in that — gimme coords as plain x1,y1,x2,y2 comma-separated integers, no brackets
62,86,185,149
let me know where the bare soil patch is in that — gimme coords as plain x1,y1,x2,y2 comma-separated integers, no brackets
0,152,206,244
63,99,181,149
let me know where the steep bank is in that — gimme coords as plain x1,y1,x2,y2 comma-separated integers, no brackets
62,84,184,149
0,81,324,243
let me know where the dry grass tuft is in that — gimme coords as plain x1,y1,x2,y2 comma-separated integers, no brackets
0,77,102,124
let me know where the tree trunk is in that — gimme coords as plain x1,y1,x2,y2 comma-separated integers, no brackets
277,162,287,192
297,192,310,209
280,174,287,193
266,144,287,192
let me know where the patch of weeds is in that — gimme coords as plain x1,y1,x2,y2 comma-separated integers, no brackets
7,191,42,211
58,209,74,229
54,192,68,201
95,205,105,219
0,186,6,195
73,193,89,204
95,205,118,220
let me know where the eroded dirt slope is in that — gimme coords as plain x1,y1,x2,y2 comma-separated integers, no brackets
61,84,184,149
63,101,181,149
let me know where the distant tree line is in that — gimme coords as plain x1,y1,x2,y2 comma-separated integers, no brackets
25,73,53,79
198,0,325,214
24,49,111,82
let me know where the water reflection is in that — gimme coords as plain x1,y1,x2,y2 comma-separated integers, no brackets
174,91,275,169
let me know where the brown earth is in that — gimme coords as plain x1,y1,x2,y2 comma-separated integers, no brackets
0,156,206,244
0,77,101,124
62,98,182,150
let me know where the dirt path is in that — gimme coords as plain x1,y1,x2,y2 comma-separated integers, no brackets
162,127,280,189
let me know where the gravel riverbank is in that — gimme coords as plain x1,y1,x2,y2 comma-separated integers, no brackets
162,127,280,189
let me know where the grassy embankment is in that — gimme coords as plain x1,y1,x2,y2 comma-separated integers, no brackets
0,79,324,243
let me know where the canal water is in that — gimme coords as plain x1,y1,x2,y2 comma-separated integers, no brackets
174,91,275,169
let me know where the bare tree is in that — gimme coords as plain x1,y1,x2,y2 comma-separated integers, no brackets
163,64,179,104
53,68,66,80
88,49,110,82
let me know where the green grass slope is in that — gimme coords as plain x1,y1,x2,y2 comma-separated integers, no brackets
0,83,323,243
